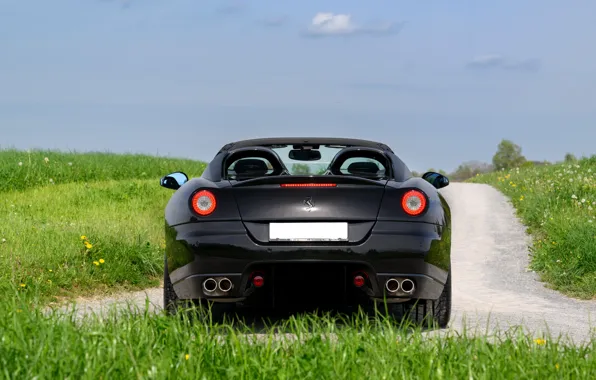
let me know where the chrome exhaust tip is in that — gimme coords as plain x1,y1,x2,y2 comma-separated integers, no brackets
202,278,217,293
385,278,400,293
218,277,233,292
401,279,415,294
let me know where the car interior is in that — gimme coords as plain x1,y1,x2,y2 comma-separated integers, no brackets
225,145,391,181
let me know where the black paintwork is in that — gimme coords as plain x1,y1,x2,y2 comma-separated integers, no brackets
161,137,451,308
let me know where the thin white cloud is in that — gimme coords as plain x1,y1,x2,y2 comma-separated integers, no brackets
309,13,356,35
467,54,541,72
467,55,505,69
305,12,402,37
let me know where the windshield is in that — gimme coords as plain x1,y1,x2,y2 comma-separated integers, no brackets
271,146,343,175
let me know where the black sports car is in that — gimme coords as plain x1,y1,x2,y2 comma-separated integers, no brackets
160,137,452,327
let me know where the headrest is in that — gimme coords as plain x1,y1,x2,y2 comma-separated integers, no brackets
347,161,380,176
233,158,269,176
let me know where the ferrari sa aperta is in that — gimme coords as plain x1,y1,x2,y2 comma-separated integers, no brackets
160,137,452,327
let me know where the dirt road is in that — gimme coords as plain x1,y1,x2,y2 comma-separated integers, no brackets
442,183,595,343
64,183,596,343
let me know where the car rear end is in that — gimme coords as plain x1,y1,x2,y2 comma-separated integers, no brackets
165,174,451,312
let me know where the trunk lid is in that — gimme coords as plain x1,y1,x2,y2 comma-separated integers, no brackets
230,175,387,222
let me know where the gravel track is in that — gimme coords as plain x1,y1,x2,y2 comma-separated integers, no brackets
61,183,596,343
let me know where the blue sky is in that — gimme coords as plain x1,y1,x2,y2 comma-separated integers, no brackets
1,0,595,172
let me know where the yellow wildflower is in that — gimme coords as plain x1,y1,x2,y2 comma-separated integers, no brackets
519,196,524,201
185,354,190,360
93,261,99,266
555,363,560,370
534,338,546,345
16,309,22,313
20,283,26,288
99,258,105,264
80,235,87,240
85,242,93,249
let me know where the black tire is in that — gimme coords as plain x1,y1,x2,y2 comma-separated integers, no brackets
378,270,452,329
163,256,180,315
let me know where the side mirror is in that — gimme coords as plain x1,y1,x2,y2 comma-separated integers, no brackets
160,171,189,190
422,171,449,189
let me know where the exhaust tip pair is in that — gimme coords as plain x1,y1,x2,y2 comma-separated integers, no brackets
202,277,233,294
385,278,415,294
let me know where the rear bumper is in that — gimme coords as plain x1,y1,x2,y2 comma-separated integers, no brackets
166,221,451,302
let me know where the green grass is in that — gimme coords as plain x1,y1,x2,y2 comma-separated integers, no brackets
469,157,596,299
1,294,594,379
2,148,595,378
0,149,207,302
0,148,207,193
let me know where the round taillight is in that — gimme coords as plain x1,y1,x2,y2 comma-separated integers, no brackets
191,190,216,216
353,275,365,288
401,190,427,216
252,275,264,288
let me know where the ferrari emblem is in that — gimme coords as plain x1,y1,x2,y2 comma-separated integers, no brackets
303,196,315,211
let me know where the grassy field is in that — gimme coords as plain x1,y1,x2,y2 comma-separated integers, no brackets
2,295,594,379
469,156,596,299
0,149,206,302
2,148,595,378
0,148,207,193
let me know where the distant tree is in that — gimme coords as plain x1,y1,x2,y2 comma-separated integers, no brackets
438,169,447,176
492,139,526,170
520,161,535,168
448,161,493,181
411,171,421,177
291,163,311,175
564,153,577,162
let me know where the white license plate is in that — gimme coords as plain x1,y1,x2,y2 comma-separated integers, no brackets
269,222,348,241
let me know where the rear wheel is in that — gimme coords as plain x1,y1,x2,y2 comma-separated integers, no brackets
377,270,452,329
163,256,180,315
